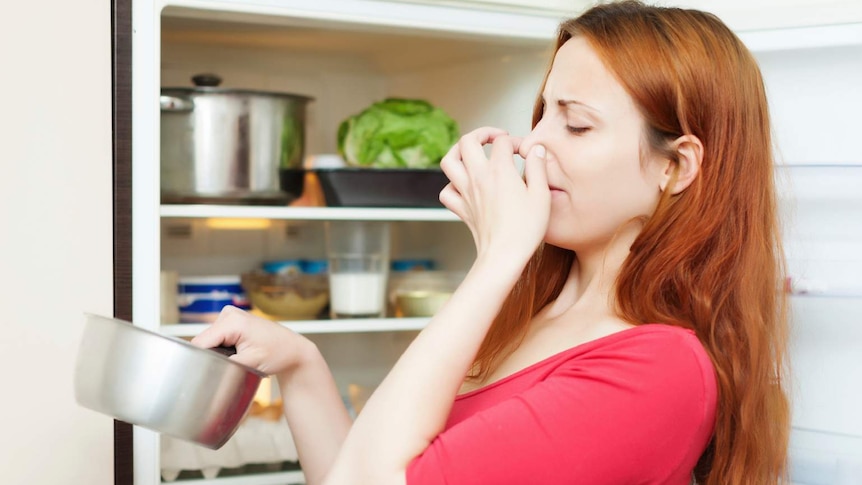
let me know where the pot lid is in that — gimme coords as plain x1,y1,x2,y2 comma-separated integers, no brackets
162,74,314,101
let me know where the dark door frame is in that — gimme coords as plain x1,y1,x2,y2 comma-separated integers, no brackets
112,0,134,483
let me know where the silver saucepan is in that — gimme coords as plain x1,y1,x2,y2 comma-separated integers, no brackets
74,313,265,449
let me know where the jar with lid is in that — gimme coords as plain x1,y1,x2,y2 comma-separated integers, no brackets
388,262,464,317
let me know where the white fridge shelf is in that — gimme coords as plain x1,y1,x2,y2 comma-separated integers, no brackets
160,205,460,222
776,164,862,202
162,470,304,485
162,317,430,337
790,427,862,485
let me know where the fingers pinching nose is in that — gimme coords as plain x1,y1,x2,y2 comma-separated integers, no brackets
531,145,546,159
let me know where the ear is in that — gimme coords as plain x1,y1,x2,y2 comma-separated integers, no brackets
660,134,702,195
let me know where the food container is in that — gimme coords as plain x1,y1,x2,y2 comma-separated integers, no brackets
301,259,329,275
261,259,304,276
395,290,454,317
161,74,312,205
314,168,449,207
391,259,435,272
261,259,329,276
388,270,464,317
178,276,250,323
241,271,329,321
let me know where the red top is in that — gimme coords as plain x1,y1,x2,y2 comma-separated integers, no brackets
406,324,717,485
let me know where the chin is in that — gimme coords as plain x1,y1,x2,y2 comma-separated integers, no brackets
542,230,577,252
543,224,609,254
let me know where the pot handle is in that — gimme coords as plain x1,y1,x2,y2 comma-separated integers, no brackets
160,95,194,112
210,346,238,357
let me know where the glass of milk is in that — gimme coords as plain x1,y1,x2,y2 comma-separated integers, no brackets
325,221,390,318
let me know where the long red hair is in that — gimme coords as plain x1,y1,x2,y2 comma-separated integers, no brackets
471,2,790,483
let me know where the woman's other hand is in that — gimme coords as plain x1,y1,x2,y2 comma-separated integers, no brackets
438,127,551,267
191,305,313,376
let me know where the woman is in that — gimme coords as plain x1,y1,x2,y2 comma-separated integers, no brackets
193,1,790,483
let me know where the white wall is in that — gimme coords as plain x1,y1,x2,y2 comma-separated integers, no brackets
0,0,114,484
389,50,549,137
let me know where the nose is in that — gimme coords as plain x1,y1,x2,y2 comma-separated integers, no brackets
518,120,547,159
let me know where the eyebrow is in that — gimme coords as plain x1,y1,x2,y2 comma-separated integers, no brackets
541,96,601,113
558,98,600,112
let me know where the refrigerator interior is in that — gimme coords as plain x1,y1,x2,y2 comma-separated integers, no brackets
159,14,862,483
757,43,862,482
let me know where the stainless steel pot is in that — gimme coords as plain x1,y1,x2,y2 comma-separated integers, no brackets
160,74,312,204
74,313,265,449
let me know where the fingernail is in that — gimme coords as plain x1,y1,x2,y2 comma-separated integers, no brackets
532,145,546,158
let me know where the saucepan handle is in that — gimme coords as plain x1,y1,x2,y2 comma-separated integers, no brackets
160,95,194,112
210,346,238,357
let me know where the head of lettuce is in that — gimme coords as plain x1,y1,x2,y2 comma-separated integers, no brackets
337,98,459,169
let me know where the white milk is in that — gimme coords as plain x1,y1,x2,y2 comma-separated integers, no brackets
329,272,387,317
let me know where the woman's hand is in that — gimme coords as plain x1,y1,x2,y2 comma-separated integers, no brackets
191,305,313,377
438,127,551,267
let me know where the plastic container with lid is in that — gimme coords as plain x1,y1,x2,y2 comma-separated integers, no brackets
388,270,464,317
177,276,250,323
262,260,304,276
301,259,329,275
262,259,329,275
391,259,435,272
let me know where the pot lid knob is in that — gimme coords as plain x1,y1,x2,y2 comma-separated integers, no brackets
192,73,222,87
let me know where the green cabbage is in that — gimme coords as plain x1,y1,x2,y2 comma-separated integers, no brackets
337,98,459,169
280,115,304,169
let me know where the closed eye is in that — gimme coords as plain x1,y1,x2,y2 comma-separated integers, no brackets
567,126,591,135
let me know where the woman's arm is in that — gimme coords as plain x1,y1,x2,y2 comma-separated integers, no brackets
192,309,351,485
277,341,352,485
324,255,523,484
323,129,551,484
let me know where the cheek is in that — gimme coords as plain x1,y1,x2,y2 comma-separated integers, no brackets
567,135,650,209
595,131,657,210
547,141,659,246
570,175,651,226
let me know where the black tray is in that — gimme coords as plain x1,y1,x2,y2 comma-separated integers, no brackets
279,168,306,200
314,168,449,208
161,169,305,206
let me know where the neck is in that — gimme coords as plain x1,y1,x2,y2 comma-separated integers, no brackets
546,223,643,320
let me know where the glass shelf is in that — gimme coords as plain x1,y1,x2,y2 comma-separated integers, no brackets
775,163,862,202
790,293,862,301
787,277,862,300
161,470,304,485
790,427,862,485
160,205,460,222
161,317,430,338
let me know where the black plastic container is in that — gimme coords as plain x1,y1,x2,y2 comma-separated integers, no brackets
279,168,306,202
314,168,449,208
